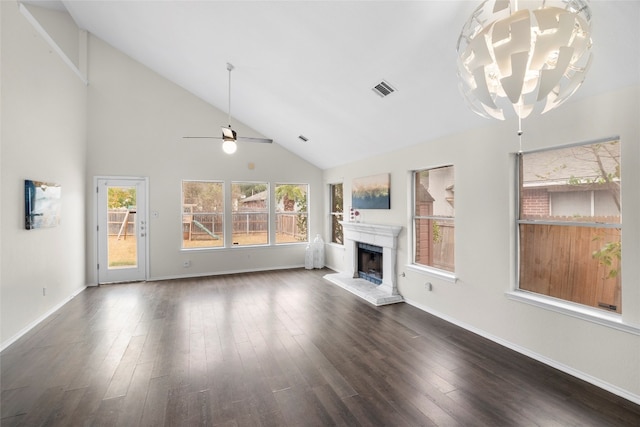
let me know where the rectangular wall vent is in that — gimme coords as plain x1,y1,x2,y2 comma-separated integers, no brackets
372,80,396,97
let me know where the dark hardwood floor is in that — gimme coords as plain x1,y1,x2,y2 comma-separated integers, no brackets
1,268,639,426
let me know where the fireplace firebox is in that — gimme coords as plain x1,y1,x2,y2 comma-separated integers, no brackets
358,243,383,285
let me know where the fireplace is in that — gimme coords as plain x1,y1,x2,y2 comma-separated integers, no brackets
324,222,403,306
358,243,383,284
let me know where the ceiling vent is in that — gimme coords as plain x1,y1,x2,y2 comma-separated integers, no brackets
372,80,396,97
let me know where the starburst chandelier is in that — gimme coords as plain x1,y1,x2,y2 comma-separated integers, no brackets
457,0,593,121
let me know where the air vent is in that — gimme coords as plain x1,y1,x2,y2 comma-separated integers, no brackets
298,135,309,142
372,80,396,97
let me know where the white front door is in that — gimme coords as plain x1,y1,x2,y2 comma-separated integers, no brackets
97,178,147,283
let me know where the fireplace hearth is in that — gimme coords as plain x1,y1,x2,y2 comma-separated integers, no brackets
324,222,403,306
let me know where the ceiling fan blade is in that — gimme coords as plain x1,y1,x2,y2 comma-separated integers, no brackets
182,135,272,144
183,66,272,147
237,136,273,144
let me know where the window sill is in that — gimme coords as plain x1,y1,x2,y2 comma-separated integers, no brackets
505,290,640,336
406,264,458,283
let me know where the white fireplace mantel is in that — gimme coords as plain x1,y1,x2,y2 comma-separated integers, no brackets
324,221,404,306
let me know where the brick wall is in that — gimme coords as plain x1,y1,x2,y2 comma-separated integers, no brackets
522,188,549,216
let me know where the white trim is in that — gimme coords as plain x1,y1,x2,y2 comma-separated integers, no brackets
94,176,149,284
506,291,640,336
19,3,88,85
0,285,87,352
406,263,458,283
403,297,640,406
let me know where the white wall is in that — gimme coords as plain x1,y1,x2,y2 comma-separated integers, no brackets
85,36,324,283
323,86,640,403
2,0,637,405
0,1,87,347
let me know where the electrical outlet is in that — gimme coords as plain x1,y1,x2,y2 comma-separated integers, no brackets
424,282,432,291
183,260,191,268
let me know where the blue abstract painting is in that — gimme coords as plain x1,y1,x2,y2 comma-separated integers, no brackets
25,180,61,229
352,173,390,209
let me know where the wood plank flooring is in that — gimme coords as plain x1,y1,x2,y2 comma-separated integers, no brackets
1,268,639,426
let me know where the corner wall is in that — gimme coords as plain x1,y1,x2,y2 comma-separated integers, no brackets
85,36,324,283
323,86,640,403
1,1,87,348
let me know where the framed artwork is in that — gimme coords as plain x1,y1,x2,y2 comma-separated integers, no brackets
25,180,61,229
352,173,390,209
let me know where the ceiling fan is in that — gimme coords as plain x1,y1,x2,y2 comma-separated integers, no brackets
183,63,272,154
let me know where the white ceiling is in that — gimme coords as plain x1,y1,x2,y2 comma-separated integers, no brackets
32,1,640,169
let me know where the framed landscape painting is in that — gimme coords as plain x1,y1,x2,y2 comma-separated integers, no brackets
25,179,61,229
352,173,390,209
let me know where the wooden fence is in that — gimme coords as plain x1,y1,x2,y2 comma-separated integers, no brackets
276,212,307,240
519,222,621,313
182,212,307,241
414,219,454,272
232,212,268,235
108,210,136,238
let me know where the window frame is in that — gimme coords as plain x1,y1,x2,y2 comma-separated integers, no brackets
231,181,270,247
181,180,225,250
411,165,456,281
329,182,344,245
513,138,623,318
274,183,309,245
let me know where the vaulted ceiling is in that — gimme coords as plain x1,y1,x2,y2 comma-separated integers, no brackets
26,1,640,169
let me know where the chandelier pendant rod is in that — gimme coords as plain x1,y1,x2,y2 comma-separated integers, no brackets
518,115,523,153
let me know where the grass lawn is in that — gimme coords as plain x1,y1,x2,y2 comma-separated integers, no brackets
108,235,137,267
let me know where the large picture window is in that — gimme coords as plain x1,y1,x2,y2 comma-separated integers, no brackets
182,181,224,249
518,139,621,313
330,183,343,244
275,184,308,244
413,166,455,272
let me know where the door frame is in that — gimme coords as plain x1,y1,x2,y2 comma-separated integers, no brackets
94,176,149,284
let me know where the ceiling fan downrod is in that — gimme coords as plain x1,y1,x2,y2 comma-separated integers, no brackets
226,62,234,129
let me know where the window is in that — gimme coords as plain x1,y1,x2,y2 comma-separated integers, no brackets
330,183,343,244
232,182,269,246
518,139,621,313
413,166,455,272
182,181,224,249
275,184,308,244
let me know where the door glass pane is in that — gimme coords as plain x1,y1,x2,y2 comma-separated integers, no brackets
107,186,137,268
232,182,269,246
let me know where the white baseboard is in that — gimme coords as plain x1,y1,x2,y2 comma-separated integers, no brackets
1,285,87,352
403,297,640,406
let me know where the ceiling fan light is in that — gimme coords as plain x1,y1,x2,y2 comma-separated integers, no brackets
222,140,237,154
